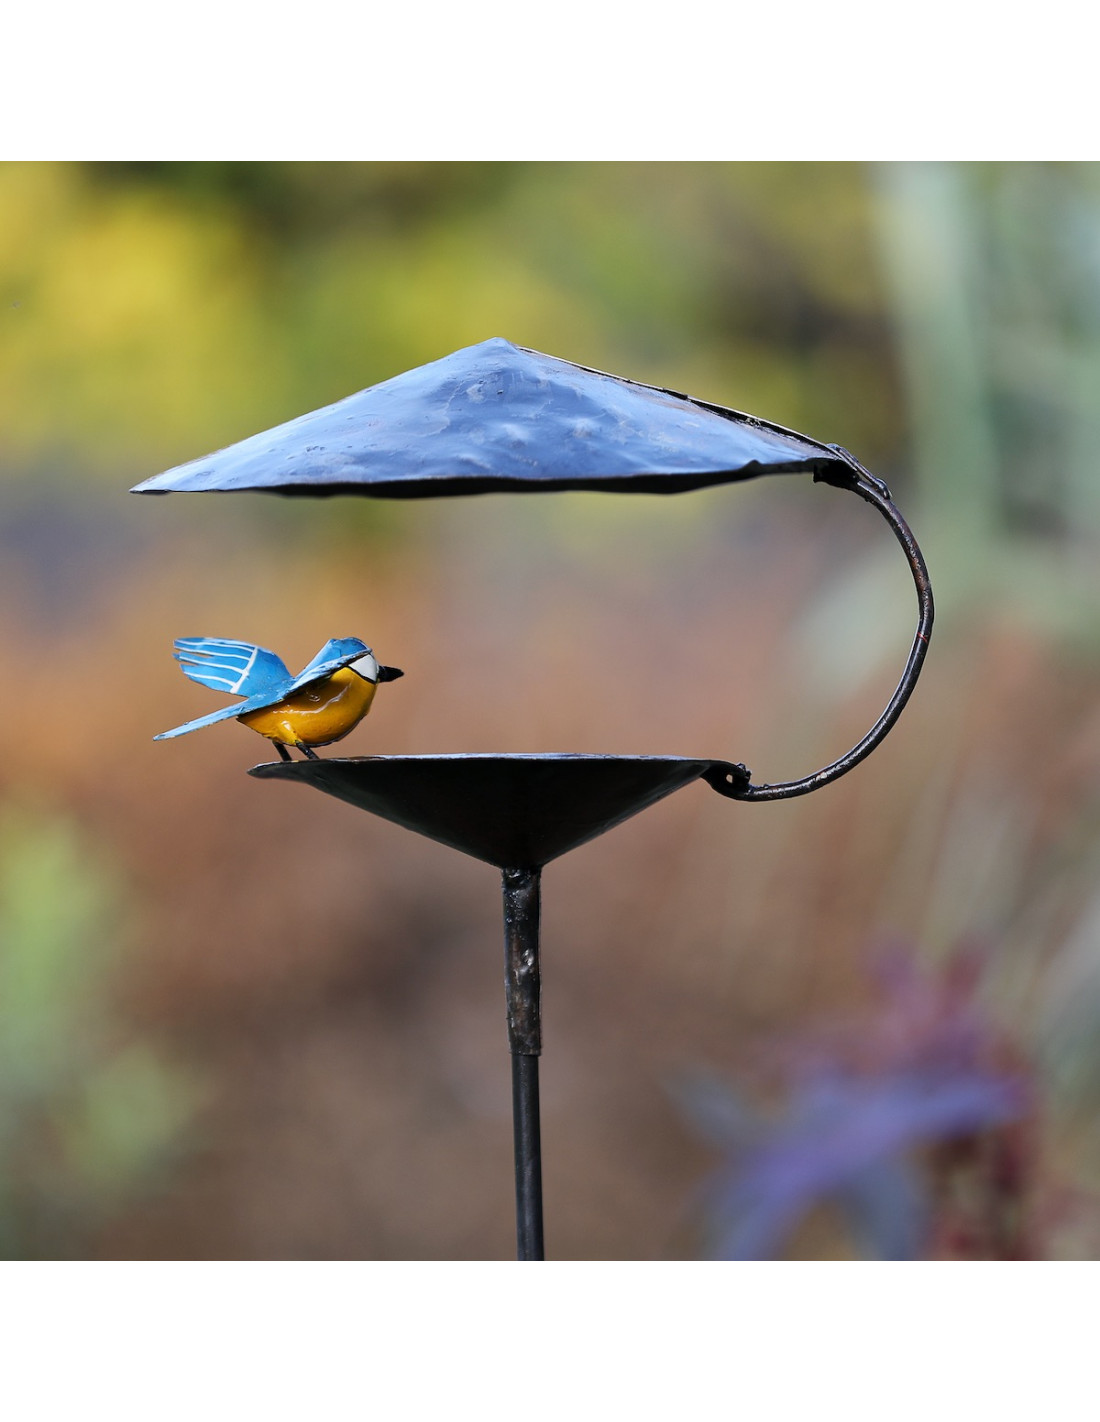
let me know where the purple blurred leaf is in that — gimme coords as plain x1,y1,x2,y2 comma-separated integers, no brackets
665,1072,762,1151
835,1158,929,1261
698,1067,1025,1260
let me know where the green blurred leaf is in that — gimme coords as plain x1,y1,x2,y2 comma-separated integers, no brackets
0,803,196,1256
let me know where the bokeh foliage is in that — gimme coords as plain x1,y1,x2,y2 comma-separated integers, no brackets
0,162,897,481
0,805,195,1257
4,162,1100,1258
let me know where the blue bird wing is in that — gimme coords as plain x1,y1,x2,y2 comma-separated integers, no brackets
286,637,372,694
173,637,291,699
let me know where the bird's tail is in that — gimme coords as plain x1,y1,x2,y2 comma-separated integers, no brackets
154,701,254,740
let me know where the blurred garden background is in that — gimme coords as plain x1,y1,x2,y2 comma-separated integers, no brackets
3,160,1100,1259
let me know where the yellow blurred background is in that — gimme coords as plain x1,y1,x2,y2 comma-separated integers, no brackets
3,161,1100,1259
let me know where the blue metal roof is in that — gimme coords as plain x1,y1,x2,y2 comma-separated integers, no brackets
131,337,849,498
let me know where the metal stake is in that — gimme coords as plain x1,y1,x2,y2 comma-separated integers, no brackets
502,866,544,1260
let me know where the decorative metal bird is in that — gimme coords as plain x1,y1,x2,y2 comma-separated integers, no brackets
156,636,403,760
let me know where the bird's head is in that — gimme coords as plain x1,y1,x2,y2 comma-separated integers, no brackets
349,650,404,684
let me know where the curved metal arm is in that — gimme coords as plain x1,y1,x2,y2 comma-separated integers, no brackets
704,447,934,803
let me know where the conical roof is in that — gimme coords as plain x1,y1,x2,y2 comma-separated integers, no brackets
132,337,848,498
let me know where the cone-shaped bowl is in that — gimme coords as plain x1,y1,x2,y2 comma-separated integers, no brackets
250,754,741,868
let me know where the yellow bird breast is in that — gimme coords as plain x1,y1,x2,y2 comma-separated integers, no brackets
238,668,378,748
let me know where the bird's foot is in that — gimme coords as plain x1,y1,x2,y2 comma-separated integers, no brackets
275,743,292,762
295,743,321,761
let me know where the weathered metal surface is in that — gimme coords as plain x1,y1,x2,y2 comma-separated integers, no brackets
250,753,746,868
131,337,851,499
503,867,544,1261
503,866,542,1056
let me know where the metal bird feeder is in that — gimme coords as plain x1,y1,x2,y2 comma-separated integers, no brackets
133,338,934,1260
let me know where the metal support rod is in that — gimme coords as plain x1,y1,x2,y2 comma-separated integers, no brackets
502,866,544,1261
704,449,935,804
510,1055,544,1261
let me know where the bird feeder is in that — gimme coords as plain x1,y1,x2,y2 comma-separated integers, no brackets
133,337,934,1260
